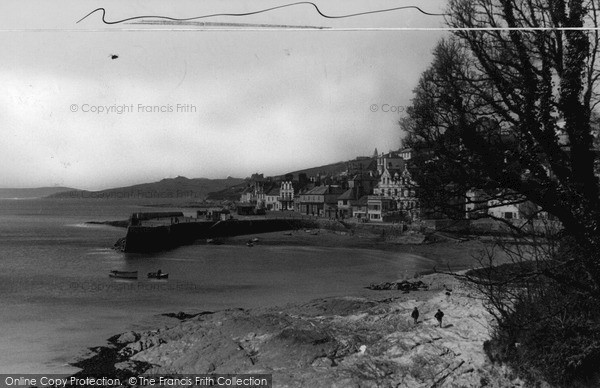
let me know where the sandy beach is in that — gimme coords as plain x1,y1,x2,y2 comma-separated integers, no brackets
212,227,497,272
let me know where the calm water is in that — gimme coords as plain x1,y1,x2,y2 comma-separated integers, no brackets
0,199,439,374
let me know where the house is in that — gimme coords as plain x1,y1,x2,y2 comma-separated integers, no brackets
487,191,538,220
337,187,361,218
346,156,378,177
398,148,413,160
299,185,345,217
376,151,405,176
278,181,295,211
374,157,405,197
348,171,378,197
465,189,489,219
236,203,255,215
240,187,253,203
396,166,420,221
199,208,230,221
239,173,269,208
265,187,281,211
367,195,396,222
373,150,421,221
487,200,522,220
352,195,369,220
464,187,543,221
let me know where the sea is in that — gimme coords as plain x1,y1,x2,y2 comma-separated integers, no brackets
0,198,444,374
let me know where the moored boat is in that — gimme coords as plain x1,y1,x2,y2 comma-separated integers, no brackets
109,270,138,279
148,272,168,279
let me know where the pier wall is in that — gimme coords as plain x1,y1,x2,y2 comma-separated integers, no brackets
124,218,319,253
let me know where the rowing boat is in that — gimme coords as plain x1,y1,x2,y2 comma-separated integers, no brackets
109,270,138,279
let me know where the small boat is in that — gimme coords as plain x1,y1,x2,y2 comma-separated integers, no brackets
109,270,138,279
246,241,254,247
251,237,259,243
206,238,224,245
148,272,169,279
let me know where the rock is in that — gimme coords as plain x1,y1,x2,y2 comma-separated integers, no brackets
367,280,428,291
163,311,196,320
115,331,139,345
311,357,333,367
114,360,149,374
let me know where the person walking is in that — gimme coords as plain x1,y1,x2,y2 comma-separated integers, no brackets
434,309,444,327
411,307,419,325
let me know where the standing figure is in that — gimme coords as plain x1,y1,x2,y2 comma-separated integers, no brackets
434,309,444,327
411,307,419,325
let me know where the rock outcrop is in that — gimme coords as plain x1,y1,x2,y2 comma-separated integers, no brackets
367,280,429,292
73,274,524,387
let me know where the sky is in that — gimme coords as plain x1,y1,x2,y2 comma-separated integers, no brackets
0,0,448,190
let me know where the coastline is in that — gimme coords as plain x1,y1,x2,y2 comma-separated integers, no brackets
70,229,522,387
214,228,499,272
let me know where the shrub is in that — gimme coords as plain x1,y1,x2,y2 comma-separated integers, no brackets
484,281,600,386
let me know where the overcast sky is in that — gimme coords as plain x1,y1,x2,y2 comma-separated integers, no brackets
1,0,447,190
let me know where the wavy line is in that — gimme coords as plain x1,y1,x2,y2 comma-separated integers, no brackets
76,2,446,25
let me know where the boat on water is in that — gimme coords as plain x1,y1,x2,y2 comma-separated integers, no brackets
109,270,138,279
148,272,168,279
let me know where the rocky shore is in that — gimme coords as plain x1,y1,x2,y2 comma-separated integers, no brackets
72,272,523,387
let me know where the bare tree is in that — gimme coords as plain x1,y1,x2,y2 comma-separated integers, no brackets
403,1,600,383
405,0,600,292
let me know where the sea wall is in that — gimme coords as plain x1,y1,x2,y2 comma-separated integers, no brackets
124,219,319,253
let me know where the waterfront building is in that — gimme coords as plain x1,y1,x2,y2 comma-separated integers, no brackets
367,195,396,222
265,187,281,211
298,185,345,217
278,181,295,211
352,195,369,220
337,187,361,218
373,150,421,221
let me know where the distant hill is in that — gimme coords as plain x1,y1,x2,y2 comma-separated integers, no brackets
47,176,245,200
0,187,76,199
277,161,349,180
206,181,250,201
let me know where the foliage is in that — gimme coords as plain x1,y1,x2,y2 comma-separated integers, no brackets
404,0,600,247
402,1,600,383
482,280,600,386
